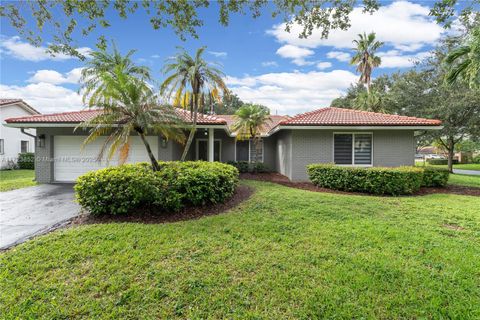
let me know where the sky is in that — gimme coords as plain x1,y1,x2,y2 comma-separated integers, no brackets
0,1,450,115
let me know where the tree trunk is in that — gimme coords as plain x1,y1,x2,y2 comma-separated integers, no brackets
138,131,160,171
181,92,198,161
447,136,455,173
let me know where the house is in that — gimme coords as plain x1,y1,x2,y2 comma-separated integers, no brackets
4,107,442,182
0,99,40,169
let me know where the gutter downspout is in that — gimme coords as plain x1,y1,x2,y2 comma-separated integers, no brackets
21,128,36,139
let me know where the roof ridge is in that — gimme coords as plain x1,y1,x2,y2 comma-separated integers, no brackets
332,107,440,121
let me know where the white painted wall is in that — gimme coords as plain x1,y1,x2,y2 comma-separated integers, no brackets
0,104,36,169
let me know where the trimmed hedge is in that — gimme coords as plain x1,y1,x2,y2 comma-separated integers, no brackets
18,152,34,169
75,161,239,215
307,164,424,195
422,167,449,187
427,159,458,165
227,161,270,173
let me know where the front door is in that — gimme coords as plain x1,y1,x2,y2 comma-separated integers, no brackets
197,140,221,161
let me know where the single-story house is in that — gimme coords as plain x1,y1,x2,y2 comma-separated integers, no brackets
0,98,40,169
4,107,442,182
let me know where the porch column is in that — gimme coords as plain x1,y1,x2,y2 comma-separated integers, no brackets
208,128,214,162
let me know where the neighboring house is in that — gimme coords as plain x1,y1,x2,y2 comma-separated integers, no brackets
0,99,40,169
4,107,442,182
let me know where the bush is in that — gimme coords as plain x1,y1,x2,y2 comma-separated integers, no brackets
17,152,34,169
427,159,458,165
473,155,480,164
227,161,270,173
307,164,424,195
421,167,449,187
75,161,239,215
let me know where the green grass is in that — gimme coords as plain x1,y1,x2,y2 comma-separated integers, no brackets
0,170,36,192
416,161,480,171
449,174,480,188
1,180,479,318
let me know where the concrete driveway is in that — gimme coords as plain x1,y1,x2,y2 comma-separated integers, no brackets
0,184,80,250
453,169,480,176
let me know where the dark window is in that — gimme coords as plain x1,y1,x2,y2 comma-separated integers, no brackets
0,139,4,154
334,134,353,164
354,134,372,165
236,140,249,161
197,140,221,161
21,140,29,153
334,134,372,165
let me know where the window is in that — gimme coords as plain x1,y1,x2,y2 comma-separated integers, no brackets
249,139,264,163
21,140,29,153
0,139,4,154
334,133,372,166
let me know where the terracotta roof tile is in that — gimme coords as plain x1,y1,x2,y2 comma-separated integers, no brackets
0,98,23,106
280,107,442,126
5,108,226,125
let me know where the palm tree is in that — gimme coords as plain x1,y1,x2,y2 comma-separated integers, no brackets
80,42,151,105
354,89,387,113
161,47,228,161
79,49,185,171
350,32,384,93
231,104,270,163
445,26,480,88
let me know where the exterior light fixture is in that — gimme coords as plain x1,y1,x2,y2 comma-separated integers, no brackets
37,134,46,148
161,137,168,148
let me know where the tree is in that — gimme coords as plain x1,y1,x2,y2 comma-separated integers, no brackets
445,25,480,88
2,0,475,58
353,88,389,113
231,104,270,163
350,32,384,93
79,49,185,172
161,47,228,161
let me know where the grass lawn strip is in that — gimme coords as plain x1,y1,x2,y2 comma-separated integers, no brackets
0,170,36,192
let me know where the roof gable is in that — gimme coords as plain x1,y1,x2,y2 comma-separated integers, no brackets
0,98,40,115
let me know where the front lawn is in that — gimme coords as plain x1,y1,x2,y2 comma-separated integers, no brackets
449,174,480,188
1,180,479,318
0,170,36,192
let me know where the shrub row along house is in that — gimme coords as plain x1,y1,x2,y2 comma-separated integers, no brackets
5,107,442,182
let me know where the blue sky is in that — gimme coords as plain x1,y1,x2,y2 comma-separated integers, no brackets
0,1,450,115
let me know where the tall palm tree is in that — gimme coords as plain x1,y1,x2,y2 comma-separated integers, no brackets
231,104,270,163
161,47,228,161
79,49,185,171
354,89,387,113
350,32,384,93
80,42,151,106
445,26,480,88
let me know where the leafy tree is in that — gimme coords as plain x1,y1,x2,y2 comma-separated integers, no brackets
161,47,228,161
350,32,384,93
231,104,270,163
2,0,475,58
353,88,390,113
79,48,185,171
209,91,245,115
445,25,480,88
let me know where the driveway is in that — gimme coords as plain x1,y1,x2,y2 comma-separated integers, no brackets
0,184,80,250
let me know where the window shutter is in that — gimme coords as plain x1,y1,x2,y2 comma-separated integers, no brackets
334,134,352,164
354,134,372,165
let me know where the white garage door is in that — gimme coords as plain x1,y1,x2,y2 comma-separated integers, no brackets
54,135,158,182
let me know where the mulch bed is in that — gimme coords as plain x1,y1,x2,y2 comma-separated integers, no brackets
70,184,254,225
240,172,480,197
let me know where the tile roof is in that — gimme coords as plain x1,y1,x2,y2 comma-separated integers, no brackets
0,98,23,106
219,114,289,135
280,107,442,126
5,108,226,125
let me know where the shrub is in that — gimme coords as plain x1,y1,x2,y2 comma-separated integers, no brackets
427,159,458,165
227,161,270,173
307,164,424,195
422,167,449,187
17,152,34,169
75,161,239,215
473,155,480,164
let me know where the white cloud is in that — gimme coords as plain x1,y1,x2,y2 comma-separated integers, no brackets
27,68,83,85
276,44,315,66
378,50,431,68
0,36,91,62
226,69,357,115
316,62,332,70
1,83,83,113
327,51,351,62
208,51,227,58
267,1,444,52
262,61,279,67
151,54,161,59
